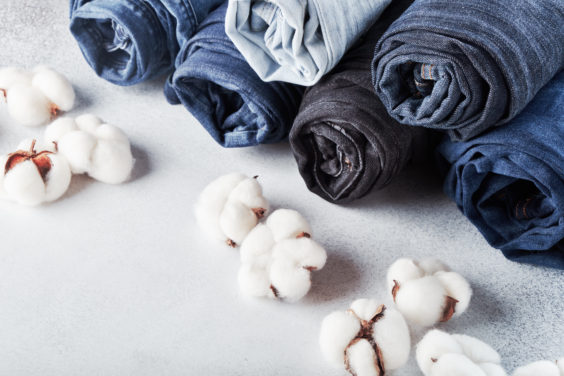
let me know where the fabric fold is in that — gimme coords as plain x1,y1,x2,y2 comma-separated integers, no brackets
371,0,564,141
290,0,429,203
69,0,223,85
164,3,304,147
225,0,392,86
437,72,564,269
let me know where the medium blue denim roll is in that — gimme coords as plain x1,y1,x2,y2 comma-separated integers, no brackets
225,0,391,86
69,0,223,85
437,72,564,269
372,0,564,141
164,4,304,147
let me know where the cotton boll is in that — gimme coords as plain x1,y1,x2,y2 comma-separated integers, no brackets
480,363,508,376
88,130,134,184
228,177,268,212
558,358,564,374
75,113,103,133
451,334,501,365
319,301,411,375
31,67,75,111
432,353,488,376
271,237,327,271
513,361,561,376
435,272,473,317
395,276,448,326
239,224,275,267
0,67,31,90
388,257,472,325
265,208,312,241
3,160,46,205
269,258,311,301
42,154,72,202
57,131,97,174
238,265,271,297
319,311,360,366
44,117,79,143
6,83,51,126
219,200,259,245
416,330,464,376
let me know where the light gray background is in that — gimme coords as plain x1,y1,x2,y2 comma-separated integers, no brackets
0,1,562,375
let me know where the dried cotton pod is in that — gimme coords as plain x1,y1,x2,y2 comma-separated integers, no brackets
513,358,564,376
0,66,75,126
238,209,326,302
44,114,134,184
195,173,269,247
0,139,71,206
416,329,507,376
387,258,472,326
319,299,411,376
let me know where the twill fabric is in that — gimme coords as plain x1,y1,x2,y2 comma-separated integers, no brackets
372,0,564,141
164,3,304,147
69,0,223,85
290,0,429,203
225,0,392,86
437,71,564,269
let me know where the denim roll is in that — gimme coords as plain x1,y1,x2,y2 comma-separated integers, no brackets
372,0,564,141
437,72,564,269
290,0,428,203
69,0,223,85
164,4,304,147
225,0,391,86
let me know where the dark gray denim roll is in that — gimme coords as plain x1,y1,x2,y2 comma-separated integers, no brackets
290,0,428,203
372,0,564,141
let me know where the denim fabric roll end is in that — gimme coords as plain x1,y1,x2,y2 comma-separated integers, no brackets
70,0,170,85
372,0,564,141
437,72,564,269
165,4,304,148
225,0,392,86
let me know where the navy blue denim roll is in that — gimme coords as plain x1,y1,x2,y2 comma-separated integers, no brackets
372,0,564,141
69,0,223,85
437,71,564,269
164,4,304,147
290,0,430,203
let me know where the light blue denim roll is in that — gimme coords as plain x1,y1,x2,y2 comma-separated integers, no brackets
225,0,391,86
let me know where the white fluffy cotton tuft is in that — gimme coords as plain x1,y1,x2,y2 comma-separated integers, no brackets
44,114,134,184
513,359,564,376
195,173,269,246
238,209,326,302
0,66,75,126
387,257,472,326
319,300,410,376
0,139,71,206
416,329,506,376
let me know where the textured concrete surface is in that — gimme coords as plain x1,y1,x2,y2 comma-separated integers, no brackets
0,1,562,375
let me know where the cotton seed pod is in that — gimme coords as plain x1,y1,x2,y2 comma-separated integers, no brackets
319,299,411,376
0,139,71,206
195,173,269,247
238,208,326,302
513,358,564,376
416,329,507,376
0,66,75,126
387,257,472,326
44,114,134,184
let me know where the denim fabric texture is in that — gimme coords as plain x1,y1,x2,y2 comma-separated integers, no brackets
164,4,304,148
372,0,564,141
290,0,430,203
69,0,223,85
225,0,391,86
437,71,564,269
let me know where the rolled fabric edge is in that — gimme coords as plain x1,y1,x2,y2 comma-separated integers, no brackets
70,0,170,85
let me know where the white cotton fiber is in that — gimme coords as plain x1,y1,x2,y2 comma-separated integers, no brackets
31,67,75,111
319,311,360,366
513,360,562,376
265,208,312,241
7,83,51,126
0,67,31,90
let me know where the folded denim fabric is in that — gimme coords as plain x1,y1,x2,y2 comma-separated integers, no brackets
225,0,391,86
437,72,564,269
290,0,430,203
69,0,223,85
372,0,564,141
164,4,304,147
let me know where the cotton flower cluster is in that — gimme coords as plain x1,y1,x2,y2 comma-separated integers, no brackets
0,66,75,126
387,258,472,326
0,114,134,206
195,173,269,247
238,209,327,302
416,329,507,376
513,359,564,376
319,299,411,376
45,115,134,184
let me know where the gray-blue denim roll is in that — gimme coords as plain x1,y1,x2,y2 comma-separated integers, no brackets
225,0,391,86
290,0,431,203
69,0,223,85
372,0,564,141
437,71,564,269
164,3,304,147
